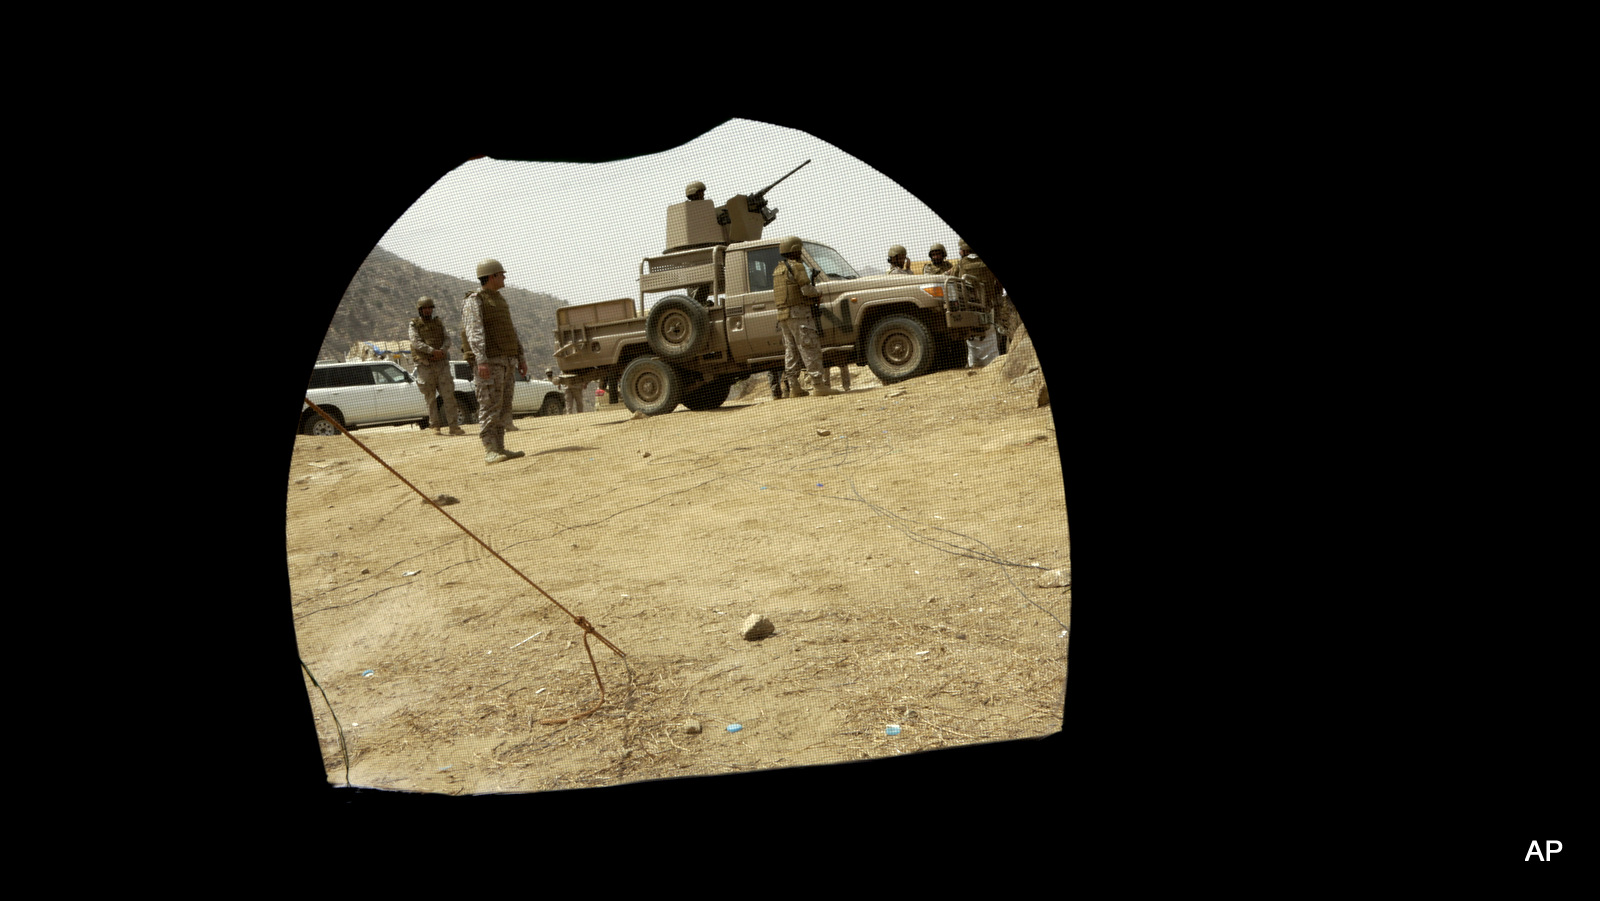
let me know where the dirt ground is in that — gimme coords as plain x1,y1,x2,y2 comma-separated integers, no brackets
287,352,1069,795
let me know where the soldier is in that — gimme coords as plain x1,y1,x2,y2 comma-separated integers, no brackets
685,181,708,202
885,244,912,275
470,324,523,432
773,236,832,397
409,297,466,436
950,240,1011,368
564,374,585,414
462,258,529,464
922,243,955,276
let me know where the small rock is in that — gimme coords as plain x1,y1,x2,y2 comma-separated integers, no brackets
1037,382,1049,407
641,451,651,457
740,614,775,640
1038,568,1071,588
630,411,650,420
427,494,460,506
816,428,831,437
887,389,908,397
683,720,702,734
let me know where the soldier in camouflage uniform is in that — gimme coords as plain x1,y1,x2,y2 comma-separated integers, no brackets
922,243,955,276
773,236,832,397
546,367,582,414
885,244,912,275
462,258,529,465
950,240,1012,367
409,297,466,435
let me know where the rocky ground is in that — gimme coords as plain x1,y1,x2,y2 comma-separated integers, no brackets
287,332,1068,795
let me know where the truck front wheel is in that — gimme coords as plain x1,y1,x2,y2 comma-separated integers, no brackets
865,314,935,383
620,356,683,415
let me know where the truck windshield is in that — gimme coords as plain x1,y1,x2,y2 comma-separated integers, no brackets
804,243,860,280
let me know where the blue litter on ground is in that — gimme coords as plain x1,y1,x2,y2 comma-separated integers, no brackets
727,724,743,733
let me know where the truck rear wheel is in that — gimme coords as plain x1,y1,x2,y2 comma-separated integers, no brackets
865,314,935,383
646,295,710,362
620,356,683,415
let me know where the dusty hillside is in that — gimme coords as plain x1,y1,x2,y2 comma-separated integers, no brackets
287,348,1068,795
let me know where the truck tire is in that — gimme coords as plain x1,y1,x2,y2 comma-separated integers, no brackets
540,394,564,416
865,314,935,383
303,406,344,436
439,393,476,425
646,295,710,361
620,356,683,416
682,375,735,411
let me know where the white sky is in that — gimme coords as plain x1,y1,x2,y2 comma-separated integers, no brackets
376,119,961,306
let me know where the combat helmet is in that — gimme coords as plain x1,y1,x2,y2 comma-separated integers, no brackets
685,181,706,199
416,296,437,310
779,235,804,254
958,240,973,256
887,244,907,260
929,243,947,256
476,258,505,278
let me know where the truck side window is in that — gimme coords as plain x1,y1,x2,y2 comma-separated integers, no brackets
747,247,783,292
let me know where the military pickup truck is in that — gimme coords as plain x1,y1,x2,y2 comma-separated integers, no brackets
553,236,994,415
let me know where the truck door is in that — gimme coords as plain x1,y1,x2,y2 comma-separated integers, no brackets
724,246,786,362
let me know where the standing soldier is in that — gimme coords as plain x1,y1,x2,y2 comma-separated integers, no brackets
951,239,1011,367
409,297,466,436
684,181,717,304
564,374,585,414
773,236,832,397
885,244,912,275
462,258,528,464
922,243,955,276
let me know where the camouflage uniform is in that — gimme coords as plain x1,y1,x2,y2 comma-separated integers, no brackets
563,376,585,414
885,263,913,275
773,257,828,392
409,315,460,429
462,287,525,455
922,258,956,276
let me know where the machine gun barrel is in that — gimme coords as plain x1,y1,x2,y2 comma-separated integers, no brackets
745,159,811,210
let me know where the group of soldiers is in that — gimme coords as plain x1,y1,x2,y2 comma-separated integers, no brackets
408,258,532,465
407,182,1015,461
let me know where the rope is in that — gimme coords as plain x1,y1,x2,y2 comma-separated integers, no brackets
301,397,626,726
